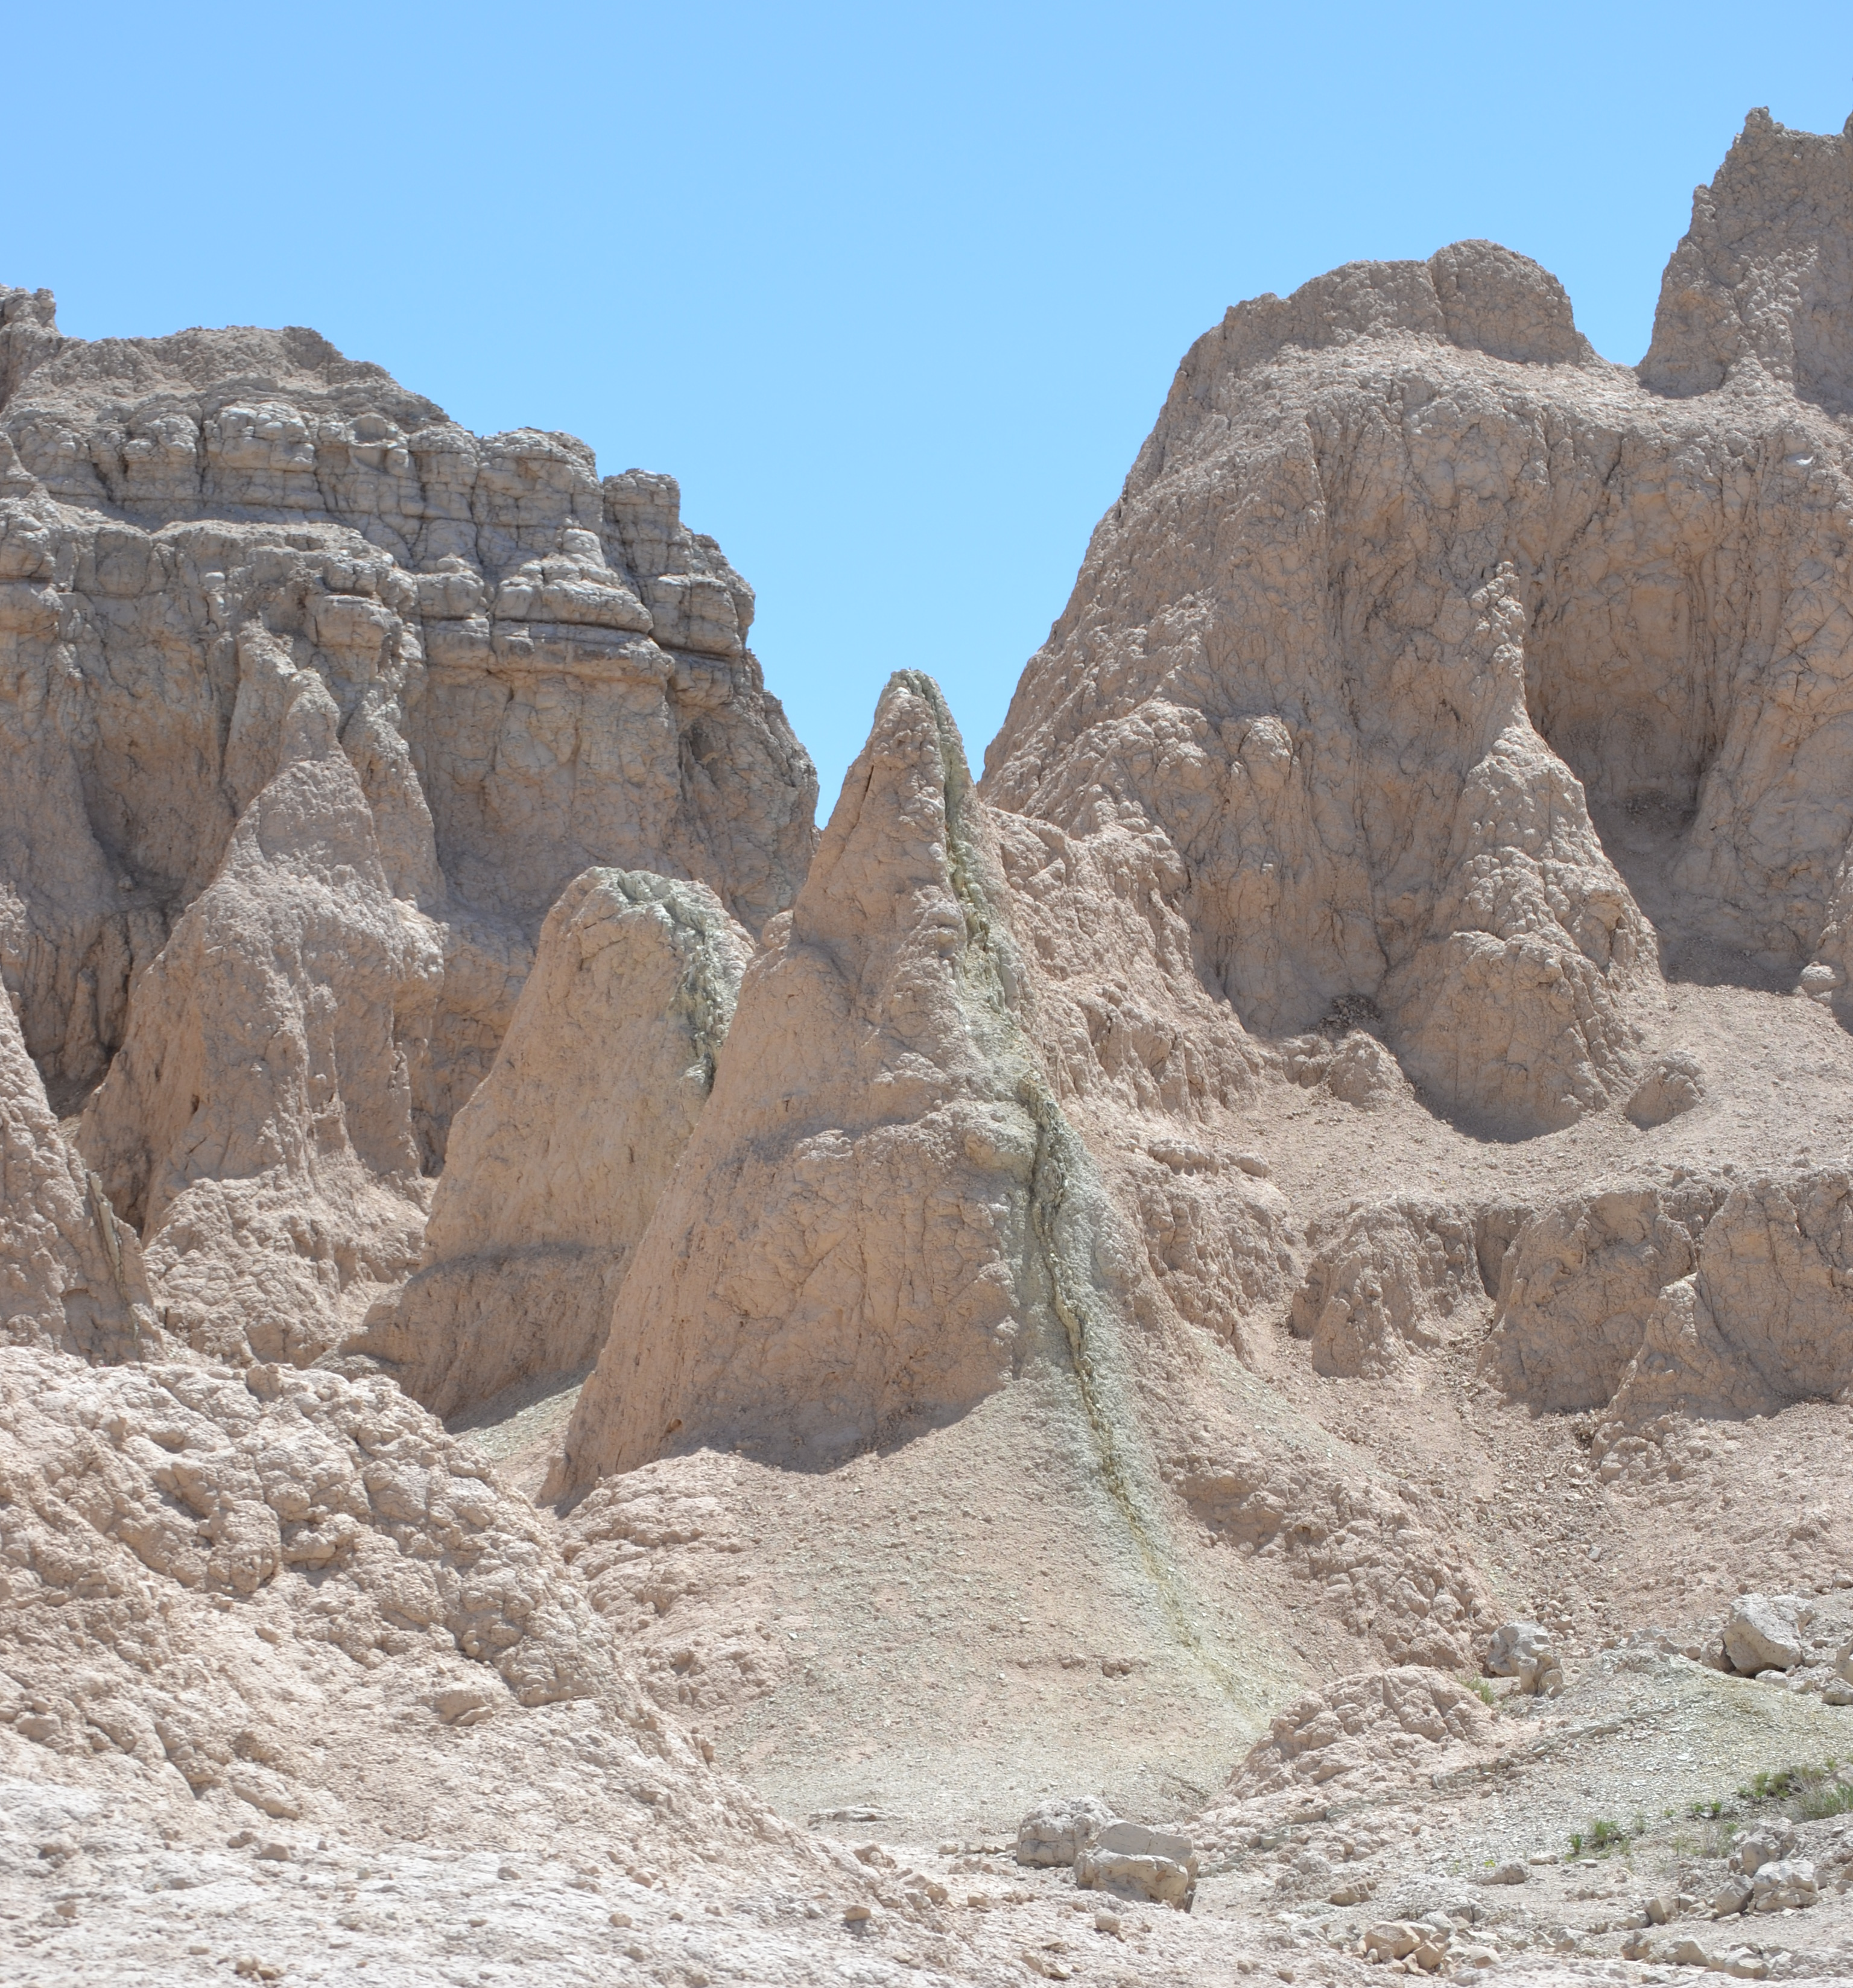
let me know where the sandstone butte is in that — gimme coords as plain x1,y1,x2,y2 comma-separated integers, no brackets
5,108,1853,1987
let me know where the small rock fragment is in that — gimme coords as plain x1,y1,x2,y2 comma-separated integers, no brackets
1626,1055,1704,1128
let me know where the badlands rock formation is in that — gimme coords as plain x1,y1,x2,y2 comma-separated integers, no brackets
987,108,1853,1135
1,984,156,1362
556,673,1050,1482
356,867,753,1419
0,289,814,1364
9,107,1853,1986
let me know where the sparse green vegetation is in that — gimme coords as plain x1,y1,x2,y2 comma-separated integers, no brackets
1459,1673,1497,1709
1568,1817,1632,1858
1732,1759,1853,1821
1684,1759,1853,1839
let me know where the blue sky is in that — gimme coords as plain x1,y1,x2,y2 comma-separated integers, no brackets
8,4,1852,815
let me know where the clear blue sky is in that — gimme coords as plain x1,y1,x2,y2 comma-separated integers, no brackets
9,4,1852,815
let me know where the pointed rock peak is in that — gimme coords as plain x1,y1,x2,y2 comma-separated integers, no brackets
1641,107,1853,406
785,670,1021,1065
795,670,978,952
352,867,753,1422
550,676,1043,1490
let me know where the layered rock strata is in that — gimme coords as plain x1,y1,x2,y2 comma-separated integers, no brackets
0,291,814,1363
8,109,1853,1986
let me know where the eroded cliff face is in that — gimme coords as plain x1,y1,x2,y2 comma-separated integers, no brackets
986,122,1853,1131
0,296,815,1363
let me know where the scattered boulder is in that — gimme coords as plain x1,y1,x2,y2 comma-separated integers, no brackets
1710,1873,1755,1918
1485,1621,1565,1696
1721,1595,1811,1676
1016,1796,1116,1867
1362,1920,1449,1971
1831,1635,1853,1705
1749,1857,1817,1912
1729,1819,1799,1878
1285,1028,1414,1112
1074,1823,1197,1908
1668,1934,1770,1978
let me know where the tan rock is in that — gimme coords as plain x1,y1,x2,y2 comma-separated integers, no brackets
0,290,816,1365
355,867,752,1417
556,673,1043,1482
1604,1169,1853,1425
0,305,810,1081
1290,1197,1486,1378
1641,108,1853,406
0,1338,837,1934
14,107,1853,1988
1626,1053,1705,1128
985,340,1657,1136
1480,1180,1725,1410
1120,1141,1298,1356
74,671,435,1366
1484,1619,1563,1695
986,118,1853,1128
1,986,159,1360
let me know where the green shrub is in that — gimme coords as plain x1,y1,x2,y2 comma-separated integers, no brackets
1735,1760,1853,1821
